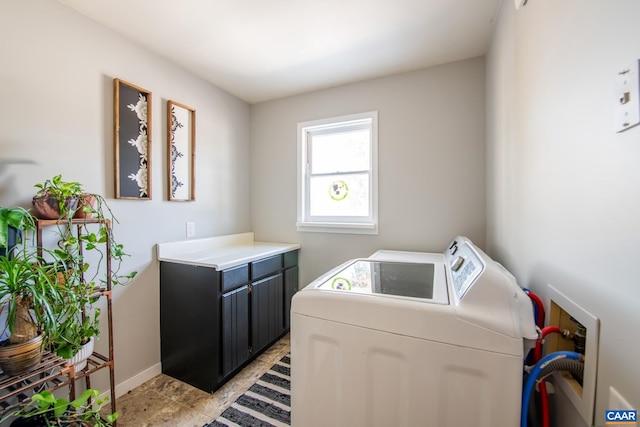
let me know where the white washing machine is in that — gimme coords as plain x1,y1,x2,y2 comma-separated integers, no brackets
291,236,538,427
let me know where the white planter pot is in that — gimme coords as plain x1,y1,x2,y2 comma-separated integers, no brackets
65,337,95,372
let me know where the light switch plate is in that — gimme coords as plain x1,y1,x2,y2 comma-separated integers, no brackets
614,59,640,133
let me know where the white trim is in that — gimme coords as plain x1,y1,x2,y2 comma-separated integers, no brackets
114,362,162,398
297,111,378,235
296,221,377,235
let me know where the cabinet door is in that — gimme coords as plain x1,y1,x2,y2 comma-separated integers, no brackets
283,265,299,331
251,274,283,354
160,262,220,392
221,285,250,378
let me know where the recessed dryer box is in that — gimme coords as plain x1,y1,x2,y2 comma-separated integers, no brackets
547,284,599,426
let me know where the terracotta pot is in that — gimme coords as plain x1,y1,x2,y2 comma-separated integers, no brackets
73,194,96,219
32,195,78,220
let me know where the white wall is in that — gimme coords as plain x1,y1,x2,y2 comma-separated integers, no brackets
487,1,640,425
0,1,251,394
250,57,487,286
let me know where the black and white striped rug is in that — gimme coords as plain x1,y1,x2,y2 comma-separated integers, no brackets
204,354,291,427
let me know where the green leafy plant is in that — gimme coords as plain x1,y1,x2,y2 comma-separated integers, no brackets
0,246,72,376
0,389,117,426
32,175,84,219
0,206,35,254
72,194,136,284
32,177,137,361
0,249,67,345
33,175,83,202
46,273,101,360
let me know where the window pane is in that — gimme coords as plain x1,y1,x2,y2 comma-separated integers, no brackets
310,129,370,174
309,173,370,217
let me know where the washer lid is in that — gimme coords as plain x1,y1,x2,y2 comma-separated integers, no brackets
316,259,448,304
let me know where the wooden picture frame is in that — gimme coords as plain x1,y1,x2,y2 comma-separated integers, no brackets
114,78,152,199
167,100,196,201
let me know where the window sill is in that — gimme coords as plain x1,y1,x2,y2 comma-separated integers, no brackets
296,221,378,235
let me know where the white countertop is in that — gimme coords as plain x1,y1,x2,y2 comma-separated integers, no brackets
156,232,300,270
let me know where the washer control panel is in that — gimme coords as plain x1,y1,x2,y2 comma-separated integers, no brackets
446,238,485,301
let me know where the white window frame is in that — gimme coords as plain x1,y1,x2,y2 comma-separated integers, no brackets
297,111,378,235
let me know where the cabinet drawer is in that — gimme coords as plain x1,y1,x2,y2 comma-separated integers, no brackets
284,250,298,269
221,264,249,293
251,255,282,280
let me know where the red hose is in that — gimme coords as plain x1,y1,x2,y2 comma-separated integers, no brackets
534,326,563,362
526,290,545,328
540,381,550,427
541,326,563,337
525,291,550,427
534,326,563,427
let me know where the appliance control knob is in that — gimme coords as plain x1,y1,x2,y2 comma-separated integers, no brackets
451,256,464,272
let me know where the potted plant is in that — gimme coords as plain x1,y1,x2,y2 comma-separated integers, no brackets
73,194,97,219
0,388,117,426
0,206,35,259
31,174,136,287
0,247,67,376
46,273,101,371
32,175,83,219
32,177,137,366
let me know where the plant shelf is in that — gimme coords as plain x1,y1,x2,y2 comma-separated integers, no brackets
0,218,118,425
0,351,72,410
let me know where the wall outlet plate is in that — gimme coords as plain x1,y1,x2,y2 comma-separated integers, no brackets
186,221,196,238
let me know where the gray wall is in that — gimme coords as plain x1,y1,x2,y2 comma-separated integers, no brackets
250,57,487,287
1,1,251,394
487,0,640,425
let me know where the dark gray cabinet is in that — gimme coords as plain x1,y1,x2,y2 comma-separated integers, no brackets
160,249,298,393
251,273,283,355
284,265,298,330
283,250,299,331
221,285,250,378
159,262,220,393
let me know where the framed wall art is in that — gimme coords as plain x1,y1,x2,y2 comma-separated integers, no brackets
114,78,152,199
167,100,196,201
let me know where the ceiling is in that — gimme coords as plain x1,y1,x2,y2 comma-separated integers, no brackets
58,0,502,104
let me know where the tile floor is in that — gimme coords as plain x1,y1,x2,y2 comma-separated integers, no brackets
106,334,290,427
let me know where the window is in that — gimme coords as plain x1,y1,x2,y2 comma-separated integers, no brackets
297,111,378,234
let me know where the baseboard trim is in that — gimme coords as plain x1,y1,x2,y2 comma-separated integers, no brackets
115,363,162,398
